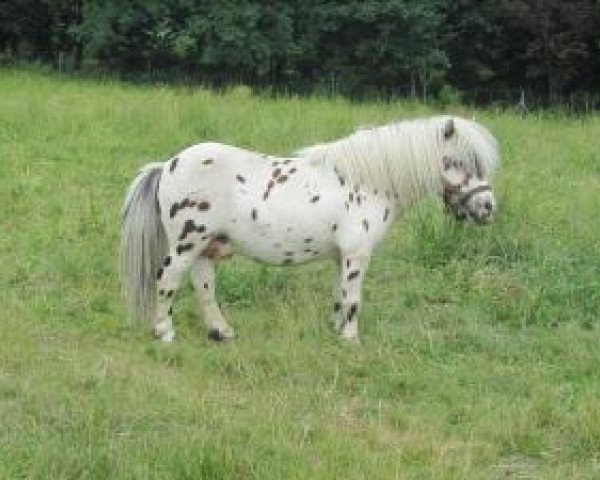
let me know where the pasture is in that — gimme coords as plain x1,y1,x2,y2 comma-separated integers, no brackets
1,68,600,479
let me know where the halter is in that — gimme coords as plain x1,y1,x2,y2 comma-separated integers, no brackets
443,180,491,217
458,183,491,206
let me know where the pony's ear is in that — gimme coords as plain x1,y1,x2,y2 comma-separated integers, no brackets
443,118,455,139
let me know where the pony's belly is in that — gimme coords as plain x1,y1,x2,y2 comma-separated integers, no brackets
227,218,337,266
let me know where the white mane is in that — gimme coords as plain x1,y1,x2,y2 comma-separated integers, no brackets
297,116,500,206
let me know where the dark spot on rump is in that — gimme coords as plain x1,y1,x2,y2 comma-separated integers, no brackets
347,270,360,281
356,196,362,206
179,219,206,241
289,167,297,174
334,302,341,312
339,176,345,186
170,198,191,218
384,207,390,222
215,233,229,243
203,282,209,289
347,303,358,322
164,256,172,266
310,195,320,203
304,238,313,243
166,290,174,298
198,201,210,211
349,193,354,202
157,267,164,280
159,289,165,296
373,189,378,195
283,159,292,165
176,243,194,255
272,161,280,167
277,175,288,184
332,223,338,231
202,158,214,165
168,306,173,316
346,259,351,268
272,168,281,178
251,209,257,221
236,174,246,183
169,157,179,173
362,219,369,231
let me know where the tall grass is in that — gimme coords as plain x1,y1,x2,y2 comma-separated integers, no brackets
1,68,600,479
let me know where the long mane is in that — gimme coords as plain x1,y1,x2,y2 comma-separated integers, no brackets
296,116,499,206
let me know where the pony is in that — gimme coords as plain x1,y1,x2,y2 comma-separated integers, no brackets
120,116,500,343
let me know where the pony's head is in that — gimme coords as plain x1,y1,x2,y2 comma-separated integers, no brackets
438,118,499,225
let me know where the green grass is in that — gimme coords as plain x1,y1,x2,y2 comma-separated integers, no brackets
2,67,600,479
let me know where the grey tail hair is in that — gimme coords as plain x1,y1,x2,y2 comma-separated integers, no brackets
120,162,166,324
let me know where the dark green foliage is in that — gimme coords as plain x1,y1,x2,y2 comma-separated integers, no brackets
1,0,599,103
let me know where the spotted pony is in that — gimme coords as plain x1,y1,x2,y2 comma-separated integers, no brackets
120,116,500,343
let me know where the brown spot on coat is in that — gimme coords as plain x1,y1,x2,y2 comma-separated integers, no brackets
251,209,257,221
170,198,191,218
176,243,194,255
169,157,179,173
383,207,390,222
347,303,358,322
198,201,210,211
236,174,246,183
202,158,214,165
272,168,281,178
289,167,297,174
362,219,369,231
277,175,288,184
347,270,360,281
310,195,320,203
179,219,206,241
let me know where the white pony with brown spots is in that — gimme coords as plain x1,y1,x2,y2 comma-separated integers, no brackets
120,116,500,343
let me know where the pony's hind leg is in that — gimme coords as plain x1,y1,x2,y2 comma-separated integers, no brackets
190,256,235,341
154,243,204,342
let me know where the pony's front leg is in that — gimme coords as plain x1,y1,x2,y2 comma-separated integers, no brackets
190,257,235,341
336,251,371,343
331,256,344,331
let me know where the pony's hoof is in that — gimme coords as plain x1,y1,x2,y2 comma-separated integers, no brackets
152,323,175,342
207,328,235,342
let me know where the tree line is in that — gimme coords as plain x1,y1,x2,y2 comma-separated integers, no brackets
1,0,599,107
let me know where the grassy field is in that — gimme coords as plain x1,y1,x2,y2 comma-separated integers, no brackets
1,67,600,479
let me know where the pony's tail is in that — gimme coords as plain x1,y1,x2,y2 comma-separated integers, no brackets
120,162,167,324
